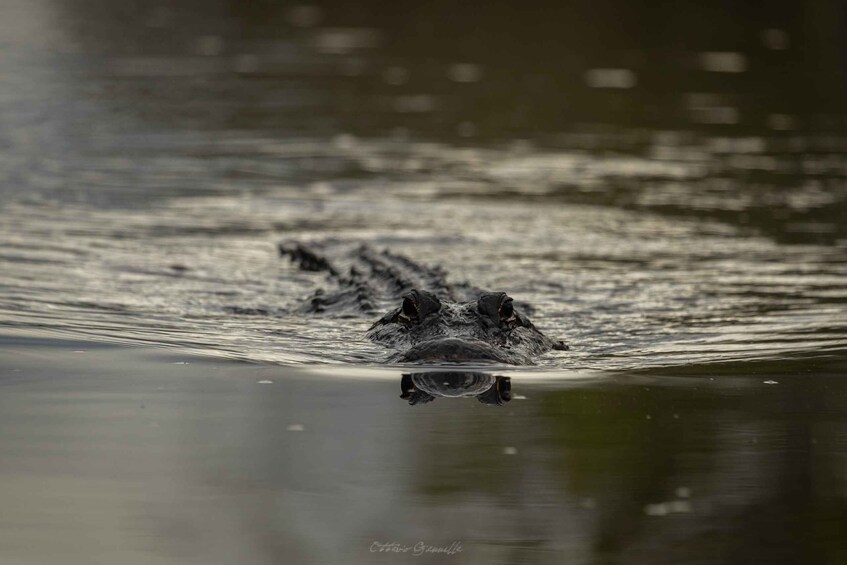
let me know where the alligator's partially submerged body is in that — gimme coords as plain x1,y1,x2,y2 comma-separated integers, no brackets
279,241,567,364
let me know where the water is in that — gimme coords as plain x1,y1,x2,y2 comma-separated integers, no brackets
2,3,847,368
2,1,847,563
5,131,846,368
2,342,847,565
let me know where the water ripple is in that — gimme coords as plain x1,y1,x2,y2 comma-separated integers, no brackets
2,138,846,370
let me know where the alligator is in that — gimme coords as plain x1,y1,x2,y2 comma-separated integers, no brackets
279,240,568,364
400,372,512,406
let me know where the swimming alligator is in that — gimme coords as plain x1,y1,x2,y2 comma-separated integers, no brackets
279,240,568,364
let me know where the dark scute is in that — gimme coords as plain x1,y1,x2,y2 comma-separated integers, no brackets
278,242,336,274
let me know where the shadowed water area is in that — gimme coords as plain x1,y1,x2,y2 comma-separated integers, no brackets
1,0,847,563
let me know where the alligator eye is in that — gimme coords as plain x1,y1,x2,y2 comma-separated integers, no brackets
401,296,418,321
477,292,516,325
499,298,514,321
398,289,441,323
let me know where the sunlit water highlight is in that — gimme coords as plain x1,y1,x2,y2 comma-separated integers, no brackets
1,0,846,372
3,135,846,370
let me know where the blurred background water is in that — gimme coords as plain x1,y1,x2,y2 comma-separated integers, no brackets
2,1,847,563
1,0,846,368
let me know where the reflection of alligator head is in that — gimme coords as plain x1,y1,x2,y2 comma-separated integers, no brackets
278,241,567,364
369,289,568,364
400,372,512,406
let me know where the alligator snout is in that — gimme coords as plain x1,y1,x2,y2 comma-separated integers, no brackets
400,337,516,363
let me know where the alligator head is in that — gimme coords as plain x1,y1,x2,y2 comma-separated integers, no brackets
368,289,568,365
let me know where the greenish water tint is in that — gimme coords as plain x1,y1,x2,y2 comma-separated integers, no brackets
2,339,847,564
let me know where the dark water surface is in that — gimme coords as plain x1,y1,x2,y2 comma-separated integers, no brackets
2,338,847,565
2,0,847,563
